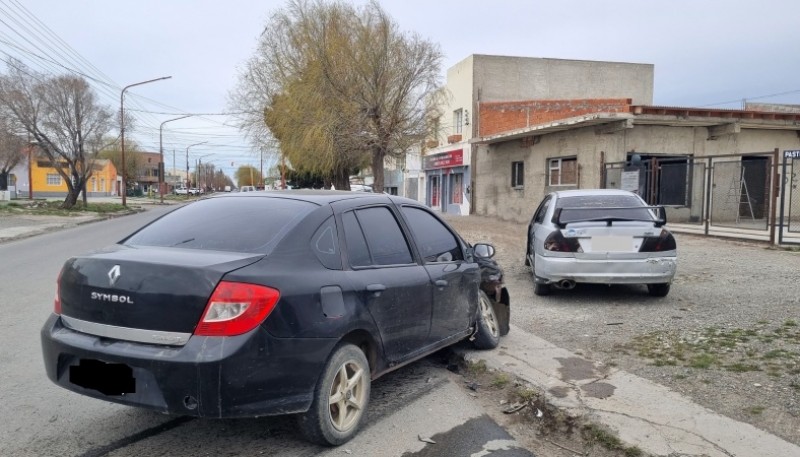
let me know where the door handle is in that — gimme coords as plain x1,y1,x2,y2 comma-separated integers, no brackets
366,284,386,292
435,280,448,287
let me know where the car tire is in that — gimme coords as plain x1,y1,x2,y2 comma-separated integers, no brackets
472,291,500,349
298,344,371,446
534,282,551,296
647,283,671,297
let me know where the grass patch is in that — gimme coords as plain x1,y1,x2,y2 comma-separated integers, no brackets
0,200,130,216
581,423,644,457
467,359,488,375
621,324,800,384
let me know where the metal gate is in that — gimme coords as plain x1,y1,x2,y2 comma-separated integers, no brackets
779,151,800,244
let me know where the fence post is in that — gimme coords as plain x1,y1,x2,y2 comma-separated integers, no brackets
769,148,779,245
704,157,712,236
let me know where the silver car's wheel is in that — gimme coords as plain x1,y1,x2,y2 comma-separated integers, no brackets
299,344,370,446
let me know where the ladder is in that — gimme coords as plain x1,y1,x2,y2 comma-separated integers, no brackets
725,166,755,223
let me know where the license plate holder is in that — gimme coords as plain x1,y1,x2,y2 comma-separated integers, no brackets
592,236,632,252
69,359,135,396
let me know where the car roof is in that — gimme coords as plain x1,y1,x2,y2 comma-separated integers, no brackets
551,189,641,199
208,189,420,206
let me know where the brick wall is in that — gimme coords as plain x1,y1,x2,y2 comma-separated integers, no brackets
479,98,632,137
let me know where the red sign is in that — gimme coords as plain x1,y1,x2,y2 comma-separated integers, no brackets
425,149,463,169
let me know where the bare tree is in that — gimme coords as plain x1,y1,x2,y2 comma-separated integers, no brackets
0,61,113,208
233,0,442,192
0,116,26,190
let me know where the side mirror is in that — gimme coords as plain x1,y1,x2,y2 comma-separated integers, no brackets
473,243,495,259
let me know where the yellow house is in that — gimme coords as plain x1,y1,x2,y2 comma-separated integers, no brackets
32,157,118,198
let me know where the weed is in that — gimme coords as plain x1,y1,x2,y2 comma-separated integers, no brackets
785,320,798,327
515,387,538,402
746,406,766,415
581,423,644,456
467,359,488,374
491,373,511,388
726,363,761,373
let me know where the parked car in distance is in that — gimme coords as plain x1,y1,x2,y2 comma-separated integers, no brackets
174,187,188,195
526,189,677,297
240,185,256,192
41,191,504,446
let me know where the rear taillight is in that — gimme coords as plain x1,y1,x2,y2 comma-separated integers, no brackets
54,269,62,315
194,281,280,337
543,231,583,253
639,229,677,252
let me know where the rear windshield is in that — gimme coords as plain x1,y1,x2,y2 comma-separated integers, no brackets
555,195,653,224
123,197,317,253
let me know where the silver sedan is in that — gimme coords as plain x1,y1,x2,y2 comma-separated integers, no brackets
525,189,677,296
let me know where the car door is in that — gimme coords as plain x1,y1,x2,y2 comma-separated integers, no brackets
399,205,478,344
340,205,433,363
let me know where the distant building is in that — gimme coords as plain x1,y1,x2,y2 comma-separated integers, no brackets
19,150,118,198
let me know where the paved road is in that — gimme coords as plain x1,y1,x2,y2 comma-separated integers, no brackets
0,206,532,457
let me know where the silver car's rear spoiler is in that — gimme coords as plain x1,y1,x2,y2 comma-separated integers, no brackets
552,206,667,229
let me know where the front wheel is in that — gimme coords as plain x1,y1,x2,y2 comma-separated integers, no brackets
472,291,500,349
647,283,671,297
298,344,371,446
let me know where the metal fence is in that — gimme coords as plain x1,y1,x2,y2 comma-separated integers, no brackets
603,150,794,244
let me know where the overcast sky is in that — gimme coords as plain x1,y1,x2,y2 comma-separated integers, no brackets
3,0,799,177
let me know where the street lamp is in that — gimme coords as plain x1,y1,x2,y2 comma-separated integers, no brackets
159,115,190,203
185,142,208,189
120,76,172,206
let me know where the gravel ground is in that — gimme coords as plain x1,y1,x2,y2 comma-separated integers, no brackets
445,214,800,447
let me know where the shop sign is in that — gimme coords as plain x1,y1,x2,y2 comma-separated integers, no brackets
425,149,463,169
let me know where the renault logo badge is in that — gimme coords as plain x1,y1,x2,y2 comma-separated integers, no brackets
108,265,121,287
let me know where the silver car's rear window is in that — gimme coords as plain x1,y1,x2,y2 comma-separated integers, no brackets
123,197,317,253
556,195,653,224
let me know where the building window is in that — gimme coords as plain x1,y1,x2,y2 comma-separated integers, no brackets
385,186,398,196
47,174,61,186
511,161,524,188
548,157,577,186
453,109,463,134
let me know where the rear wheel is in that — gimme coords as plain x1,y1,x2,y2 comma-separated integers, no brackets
647,283,671,297
298,344,370,446
472,291,500,349
534,282,551,296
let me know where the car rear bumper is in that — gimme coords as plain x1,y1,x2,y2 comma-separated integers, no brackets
41,314,337,418
535,254,676,284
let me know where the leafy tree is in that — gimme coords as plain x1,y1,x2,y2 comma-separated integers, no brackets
0,61,113,208
98,139,144,190
235,165,263,187
233,0,442,193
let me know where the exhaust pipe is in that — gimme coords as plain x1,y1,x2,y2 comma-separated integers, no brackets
556,279,576,290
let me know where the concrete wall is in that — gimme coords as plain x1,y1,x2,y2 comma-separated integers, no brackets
475,123,800,223
471,55,654,105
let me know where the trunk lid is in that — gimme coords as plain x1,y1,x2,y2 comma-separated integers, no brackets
59,246,264,334
563,221,661,260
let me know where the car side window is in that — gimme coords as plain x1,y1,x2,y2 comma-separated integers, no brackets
343,207,414,267
343,212,372,267
400,206,464,263
312,216,341,270
533,195,552,225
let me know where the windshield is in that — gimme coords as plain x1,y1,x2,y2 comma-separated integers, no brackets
123,197,317,253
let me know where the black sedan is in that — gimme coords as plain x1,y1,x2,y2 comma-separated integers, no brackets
41,191,504,445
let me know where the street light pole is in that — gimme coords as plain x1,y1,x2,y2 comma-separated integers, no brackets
185,142,208,189
159,115,190,203
120,76,172,206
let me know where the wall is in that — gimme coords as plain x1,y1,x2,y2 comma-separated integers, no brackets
471,55,653,105
475,123,800,223
479,98,631,137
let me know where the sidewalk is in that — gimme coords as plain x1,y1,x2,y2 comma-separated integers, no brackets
0,196,171,244
460,326,800,457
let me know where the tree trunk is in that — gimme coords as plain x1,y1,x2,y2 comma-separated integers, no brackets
0,171,8,190
332,165,350,190
62,188,79,209
371,146,385,194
